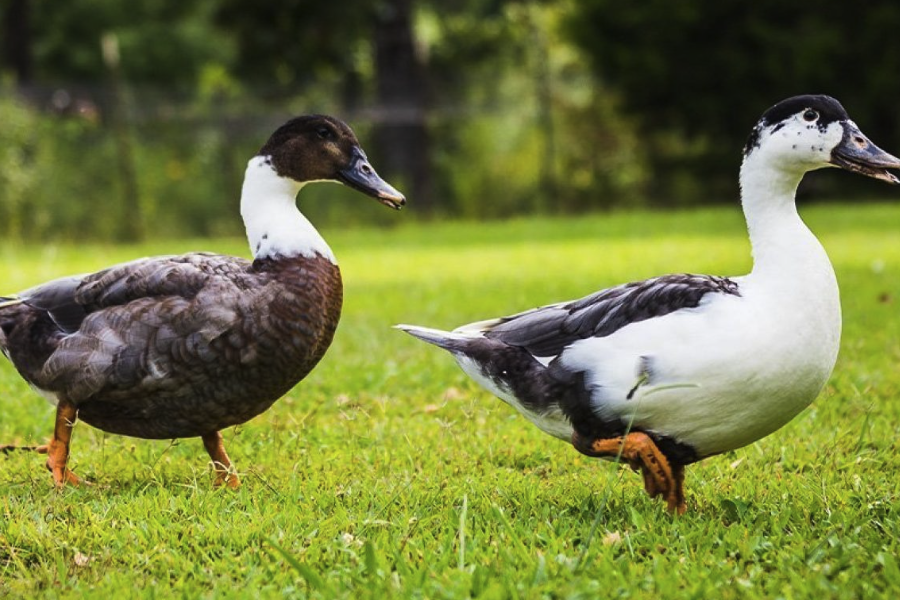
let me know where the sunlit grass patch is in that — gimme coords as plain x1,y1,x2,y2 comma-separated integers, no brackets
1,203,899,598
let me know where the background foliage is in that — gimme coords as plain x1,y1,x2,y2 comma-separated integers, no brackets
569,0,900,202
1,0,899,237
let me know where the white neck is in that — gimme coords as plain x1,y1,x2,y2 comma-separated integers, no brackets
240,156,335,262
739,156,830,280
737,150,842,386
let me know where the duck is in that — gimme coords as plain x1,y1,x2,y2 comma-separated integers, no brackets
397,95,900,514
0,114,405,488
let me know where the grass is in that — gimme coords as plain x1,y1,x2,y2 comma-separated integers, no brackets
1,202,899,599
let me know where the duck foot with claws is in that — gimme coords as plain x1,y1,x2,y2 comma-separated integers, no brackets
573,431,686,514
202,431,241,489
1,399,85,487
4,405,242,489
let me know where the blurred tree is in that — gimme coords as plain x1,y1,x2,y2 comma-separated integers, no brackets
372,0,434,211
568,0,900,202
0,0,653,238
424,0,550,103
101,33,142,242
0,91,39,238
27,0,229,86
2,0,32,83
213,0,369,93
215,0,436,210
421,0,566,213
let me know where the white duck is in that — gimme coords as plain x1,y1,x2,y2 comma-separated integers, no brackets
398,95,900,513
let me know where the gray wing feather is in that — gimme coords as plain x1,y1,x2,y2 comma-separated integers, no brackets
77,252,248,306
30,253,253,401
19,276,87,334
485,274,740,357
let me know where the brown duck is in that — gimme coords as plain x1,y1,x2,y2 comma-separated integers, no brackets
0,115,405,488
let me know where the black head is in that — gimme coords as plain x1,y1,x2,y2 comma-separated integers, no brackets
743,95,900,183
259,115,406,209
758,95,849,130
744,95,849,157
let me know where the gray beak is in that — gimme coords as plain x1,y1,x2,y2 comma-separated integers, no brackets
830,121,900,184
338,147,407,209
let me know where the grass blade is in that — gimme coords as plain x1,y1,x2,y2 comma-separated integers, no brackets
458,493,468,571
265,537,330,593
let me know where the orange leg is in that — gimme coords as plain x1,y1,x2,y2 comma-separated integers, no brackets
201,431,240,489
46,399,83,487
636,462,664,499
574,431,687,514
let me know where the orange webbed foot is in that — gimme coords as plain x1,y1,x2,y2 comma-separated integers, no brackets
212,467,241,489
0,441,83,487
46,450,84,487
202,431,240,490
573,430,687,514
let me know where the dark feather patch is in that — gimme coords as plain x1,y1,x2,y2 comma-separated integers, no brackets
19,277,86,334
484,273,740,357
758,95,847,129
451,335,626,436
743,94,848,156
258,115,360,183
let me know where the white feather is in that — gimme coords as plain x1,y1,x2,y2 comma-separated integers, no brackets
240,156,336,262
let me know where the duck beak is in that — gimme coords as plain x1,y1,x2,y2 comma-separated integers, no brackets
830,121,900,184
338,147,407,209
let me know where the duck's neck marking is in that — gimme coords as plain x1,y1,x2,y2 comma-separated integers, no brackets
240,156,336,263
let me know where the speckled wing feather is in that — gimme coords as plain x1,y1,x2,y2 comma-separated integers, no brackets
483,274,741,357
75,253,254,308
10,252,254,401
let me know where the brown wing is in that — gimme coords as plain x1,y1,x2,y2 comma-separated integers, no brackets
7,253,257,402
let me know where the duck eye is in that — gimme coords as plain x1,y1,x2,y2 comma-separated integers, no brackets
316,127,333,140
803,109,818,122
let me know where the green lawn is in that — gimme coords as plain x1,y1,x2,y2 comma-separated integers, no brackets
1,203,899,599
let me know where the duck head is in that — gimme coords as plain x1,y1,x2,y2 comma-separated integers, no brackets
259,114,406,209
743,94,900,183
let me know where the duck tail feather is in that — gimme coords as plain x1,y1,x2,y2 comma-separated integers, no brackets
394,324,481,352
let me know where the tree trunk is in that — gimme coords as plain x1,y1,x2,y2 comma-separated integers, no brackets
2,0,32,84
101,33,143,242
372,0,434,211
529,10,556,212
